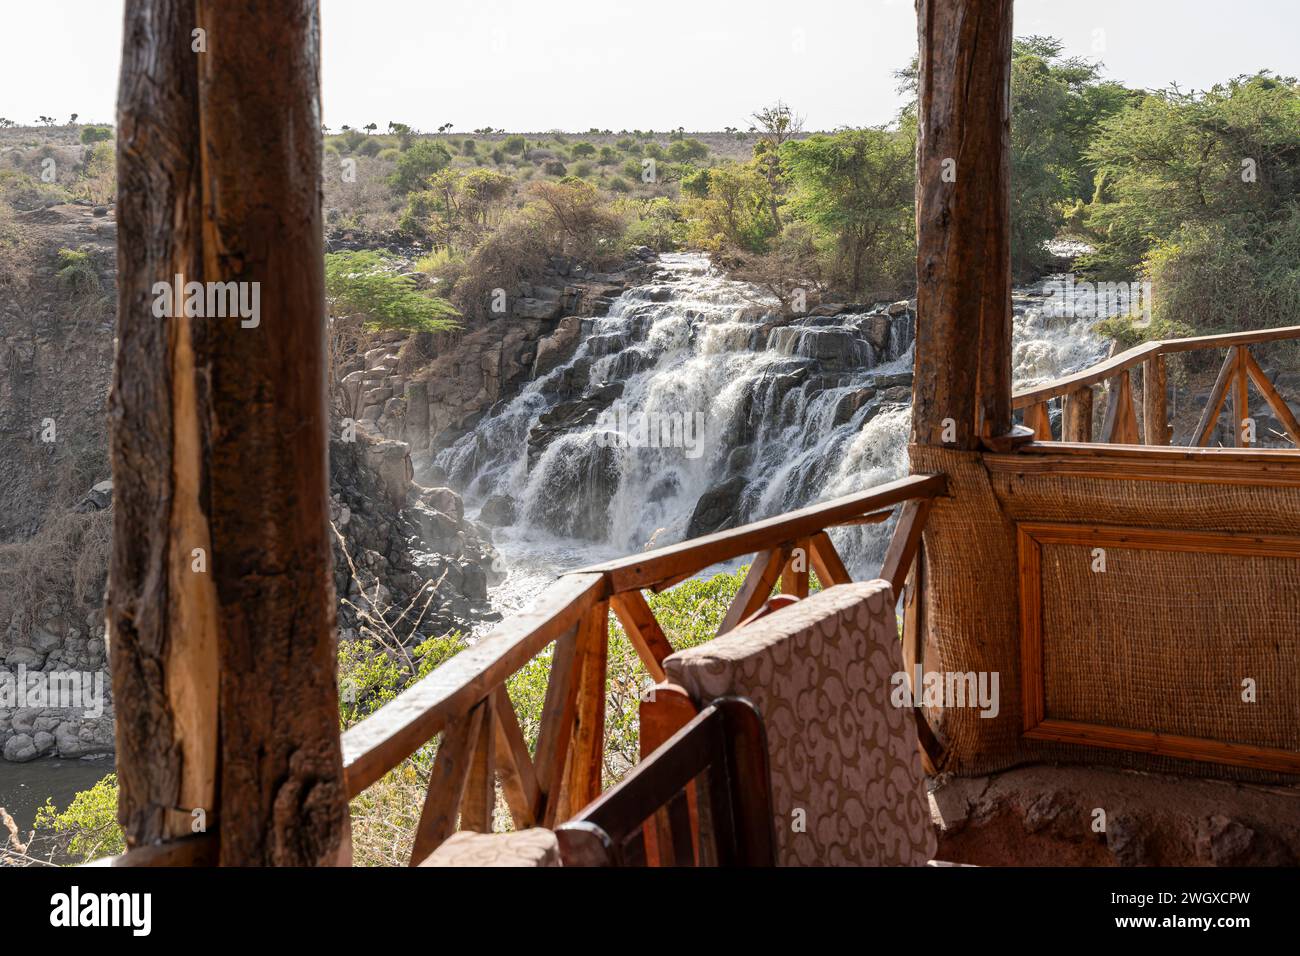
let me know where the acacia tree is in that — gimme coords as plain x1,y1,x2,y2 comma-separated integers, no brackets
324,250,460,413
388,139,452,194
751,101,804,230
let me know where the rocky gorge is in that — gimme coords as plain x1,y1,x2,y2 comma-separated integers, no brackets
2,235,1277,772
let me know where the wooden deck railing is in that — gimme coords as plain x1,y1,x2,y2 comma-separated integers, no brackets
340,472,947,864
1012,325,1300,447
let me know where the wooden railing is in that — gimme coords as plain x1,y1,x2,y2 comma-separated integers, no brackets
340,472,946,864
1012,325,1300,448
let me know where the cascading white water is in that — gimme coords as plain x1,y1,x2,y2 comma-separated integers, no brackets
431,253,1107,614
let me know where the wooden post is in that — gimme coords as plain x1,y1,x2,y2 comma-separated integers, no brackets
1233,346,1251,447
912,0,1014,449
1101,371,1140,444
1063,387,1093,443
1143,355,1169,445
110,0,345,864
1024,402,1053,441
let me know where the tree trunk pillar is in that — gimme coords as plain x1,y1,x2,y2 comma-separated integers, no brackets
912,0,1015,449
109,0,345,865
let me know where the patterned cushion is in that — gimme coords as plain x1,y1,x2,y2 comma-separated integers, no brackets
419,828,561,867
664,580,936,866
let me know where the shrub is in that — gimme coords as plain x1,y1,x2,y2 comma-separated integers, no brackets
78,125,112,144
55,247,99,293
667,138,708,162
33,774,124,863
387,140,451,194
502,135,526,155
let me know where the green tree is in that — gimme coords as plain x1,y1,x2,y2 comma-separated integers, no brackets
325,250,460,334
325,250,459,408
667,138,709,163
683,161,777,253
781,127,916,298
751,101,804,230
387,140,452,194
1007,37,1137,276
1081,72,1300,330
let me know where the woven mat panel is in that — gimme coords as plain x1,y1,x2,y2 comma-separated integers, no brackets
909,445,1300,784
1040,541,1300,751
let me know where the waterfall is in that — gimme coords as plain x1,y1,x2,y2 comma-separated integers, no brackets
429,253,1106,610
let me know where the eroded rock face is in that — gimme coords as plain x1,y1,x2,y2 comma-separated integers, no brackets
327,257,654,466
533,316,584,379
329,425,505,646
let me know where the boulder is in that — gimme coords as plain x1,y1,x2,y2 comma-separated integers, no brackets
30,623,64,655
73,478,113,513
5,646,41,668
687,475,749,538
725,445,753,476
416,486,464,522
514,298,561,321
479,494,517,527
833,387,877,426
404,381,430,450
3,734,37,762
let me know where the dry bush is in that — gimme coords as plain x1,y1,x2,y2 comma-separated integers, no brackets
0,433,110,632
452,213,551,323
69,143,115,205
323,154,403,232
0,197,35,289
0,507,110,634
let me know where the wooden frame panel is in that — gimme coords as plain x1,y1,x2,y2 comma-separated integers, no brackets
1018,522,1300,774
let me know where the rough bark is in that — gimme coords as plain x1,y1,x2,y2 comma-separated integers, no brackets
110,0,345,865
911,0,1014,448
110,0,206,849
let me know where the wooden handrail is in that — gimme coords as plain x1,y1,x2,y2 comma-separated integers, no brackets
1012,324,1300,409
1010,325,1300,450
341,571,606,798
338,472,947,861
575,473,948,593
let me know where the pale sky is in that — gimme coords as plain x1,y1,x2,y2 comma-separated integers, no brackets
0,0,1296,131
